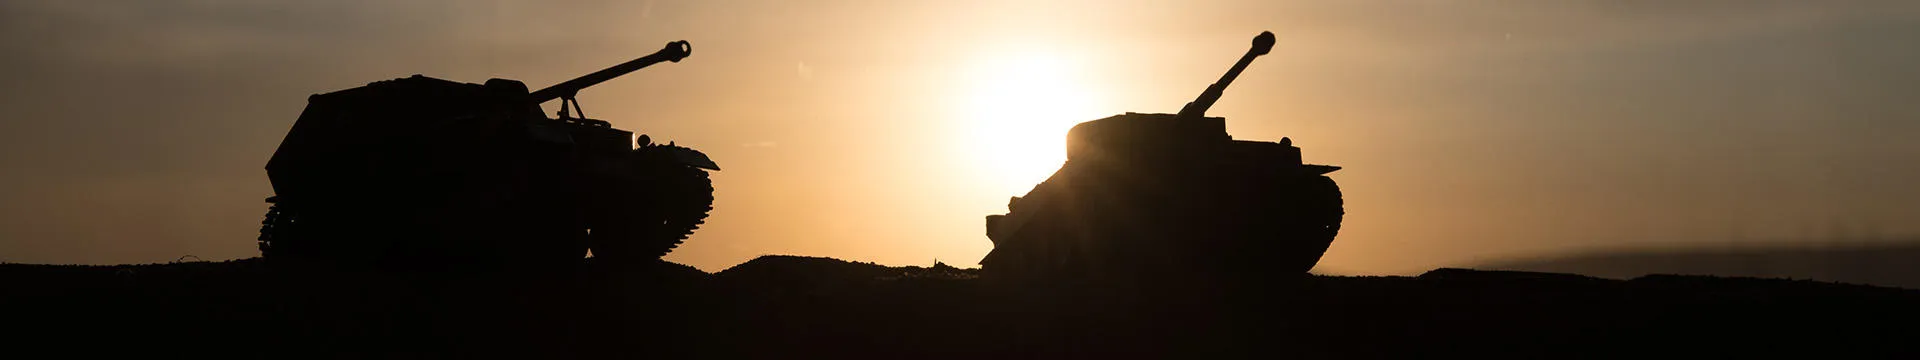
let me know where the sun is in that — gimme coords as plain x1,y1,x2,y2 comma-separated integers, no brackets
959,52,1110,196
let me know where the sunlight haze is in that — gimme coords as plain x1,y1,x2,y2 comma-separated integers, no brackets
2,0,1917,275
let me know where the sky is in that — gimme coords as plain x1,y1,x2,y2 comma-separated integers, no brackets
1,0,1917,274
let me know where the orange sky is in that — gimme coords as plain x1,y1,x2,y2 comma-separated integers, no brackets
2,0,1918,274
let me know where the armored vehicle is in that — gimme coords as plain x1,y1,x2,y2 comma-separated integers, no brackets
980,32,1342,282
259,40,717,270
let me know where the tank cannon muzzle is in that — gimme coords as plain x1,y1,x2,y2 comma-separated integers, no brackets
660,40,693,62
1251,31,1275,56
1176,31,1274,119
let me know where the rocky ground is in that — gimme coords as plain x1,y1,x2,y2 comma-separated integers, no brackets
3,256,1916,358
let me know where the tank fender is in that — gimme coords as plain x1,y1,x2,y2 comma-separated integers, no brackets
1305,164,1341,175
663,145,721,171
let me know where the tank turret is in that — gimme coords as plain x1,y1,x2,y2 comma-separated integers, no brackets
981,31,1343,284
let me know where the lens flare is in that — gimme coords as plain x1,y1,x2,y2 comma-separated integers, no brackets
959,52,1109,195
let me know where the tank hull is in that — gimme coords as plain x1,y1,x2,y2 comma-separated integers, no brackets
261,76,713,270
981,113,1343,283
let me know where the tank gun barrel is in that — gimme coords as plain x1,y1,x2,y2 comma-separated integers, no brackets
1176,31,1274,119
529,40,692,103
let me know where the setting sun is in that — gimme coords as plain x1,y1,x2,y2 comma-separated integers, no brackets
10,2,1920,356
959,52,1112,196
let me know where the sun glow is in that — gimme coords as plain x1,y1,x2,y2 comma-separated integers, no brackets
959,52,1111,196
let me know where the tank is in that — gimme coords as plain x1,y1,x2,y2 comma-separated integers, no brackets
258,40,718,270
979,31,1343,283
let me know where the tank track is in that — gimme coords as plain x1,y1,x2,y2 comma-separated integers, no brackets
257,196,293,259
1268,175,1342,273
589,145,715,262
638,158,713,258
259,198,284,256
981,172,1344,282
258,148,717,266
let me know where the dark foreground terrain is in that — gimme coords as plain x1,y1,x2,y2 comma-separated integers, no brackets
4,256,1916,358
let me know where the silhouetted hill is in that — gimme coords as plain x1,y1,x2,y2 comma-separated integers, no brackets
1480,241,1920,289
3,256,1916,358
715,255,977,288
717,255,891,284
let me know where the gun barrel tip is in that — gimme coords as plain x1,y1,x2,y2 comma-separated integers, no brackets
1252,31,1276,54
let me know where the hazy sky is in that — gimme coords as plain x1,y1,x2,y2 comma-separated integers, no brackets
2,0,1917,274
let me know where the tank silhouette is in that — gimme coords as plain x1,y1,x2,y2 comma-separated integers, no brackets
258,40,717,269
979,31,1342,282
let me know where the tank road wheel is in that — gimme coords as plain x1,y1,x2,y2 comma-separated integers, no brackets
589,147,715,263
